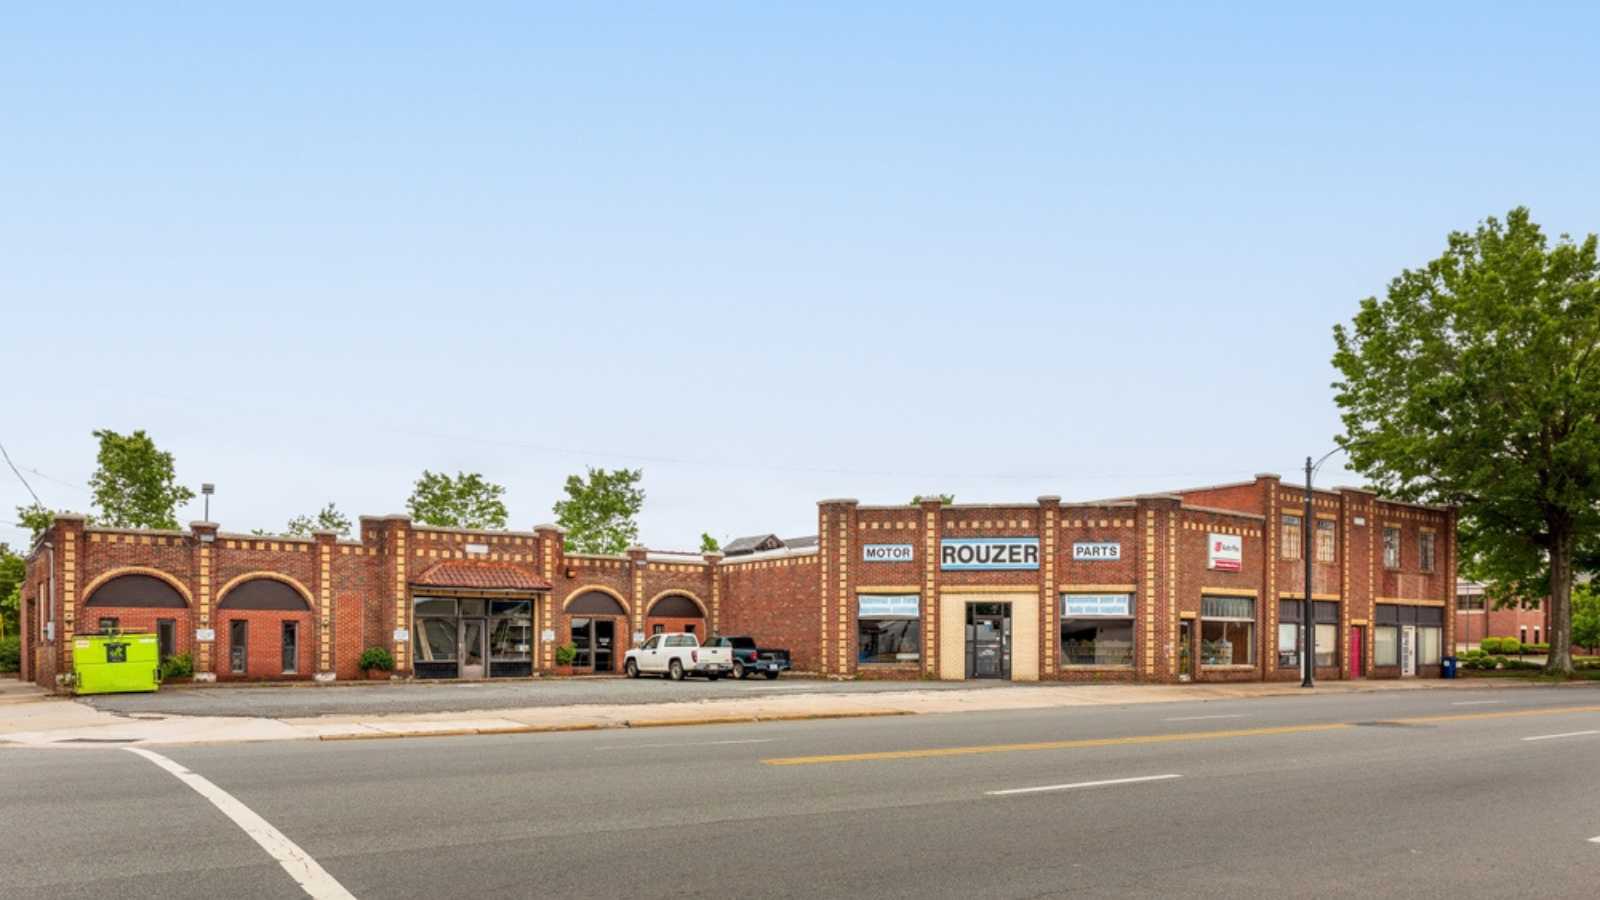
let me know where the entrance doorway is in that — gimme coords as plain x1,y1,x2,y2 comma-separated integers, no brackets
570,618,618,673
1400,625,1417,677
460,618,486,679
965,603,1011,679
1348,626,1364,678
1179,619,1195,680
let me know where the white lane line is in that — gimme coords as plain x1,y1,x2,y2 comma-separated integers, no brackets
596,738,775,750
986,774,1182,797
1521,730,1600,742
1591,835,1600,845
1451,700,1506,706
125,748,355,900
1164,714,1244,722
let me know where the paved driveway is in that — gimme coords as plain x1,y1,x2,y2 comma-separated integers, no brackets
82,675,1023,718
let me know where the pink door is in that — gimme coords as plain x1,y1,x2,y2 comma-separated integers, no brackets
1349,626,1365,678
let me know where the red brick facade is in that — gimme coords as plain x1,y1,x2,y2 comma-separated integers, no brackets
19,474,1456,689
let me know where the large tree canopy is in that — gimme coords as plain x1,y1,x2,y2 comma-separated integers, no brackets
553,467,645,555
1332,208,1600,674
88,429,195,530
406,471,509,530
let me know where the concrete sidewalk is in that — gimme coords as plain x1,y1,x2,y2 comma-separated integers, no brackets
0,676,1564,749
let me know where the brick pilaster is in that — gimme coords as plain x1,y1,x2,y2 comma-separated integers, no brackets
312,530,337,678
190,521,218,679
534,524,565,671
918,497,943,678
627,545,648,644
1038,496,1060,676
704,551,725,634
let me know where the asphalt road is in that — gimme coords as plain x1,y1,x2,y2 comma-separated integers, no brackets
81,674,1009,717
8,685,1600,899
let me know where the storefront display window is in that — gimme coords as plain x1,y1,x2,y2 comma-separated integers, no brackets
858,594,920,664
1201,595,1255,665
1060,593,1134,667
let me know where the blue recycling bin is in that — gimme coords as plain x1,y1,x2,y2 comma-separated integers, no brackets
1441,656,1458,679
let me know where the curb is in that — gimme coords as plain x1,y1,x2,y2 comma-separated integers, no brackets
316,708,912,742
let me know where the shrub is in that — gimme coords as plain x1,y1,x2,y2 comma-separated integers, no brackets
358,647,395,672
1478,638,1501,654
158,652,193,681
1503,658,1541,670
554,642,578,666
1530,643,1550,654
0,635,19,673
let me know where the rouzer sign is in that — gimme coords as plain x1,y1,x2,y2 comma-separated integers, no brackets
940,538,1040,571
1208,533,1243,571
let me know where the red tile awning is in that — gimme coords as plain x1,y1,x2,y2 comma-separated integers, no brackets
411,560,551,593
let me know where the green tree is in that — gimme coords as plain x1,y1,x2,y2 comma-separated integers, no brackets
286,503,353,537
406,471,508,529
0,543,24,638
1332,208,1600,675
553,468,645,554
88,429,195,529
699,532,721,553
1574,583,1600,653
15,502,55,541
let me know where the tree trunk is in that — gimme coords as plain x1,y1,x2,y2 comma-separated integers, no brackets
1546,524,1575,676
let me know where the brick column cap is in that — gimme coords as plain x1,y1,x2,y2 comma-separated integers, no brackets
359,514,413,522
1037,495,1061,505
533,523,567,535
1254,472,1282,481
52,512,90,523
702,551,724,564
817,498,860,506
310,529,339,539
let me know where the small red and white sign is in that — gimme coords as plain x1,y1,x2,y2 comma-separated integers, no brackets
1208,533,1243,571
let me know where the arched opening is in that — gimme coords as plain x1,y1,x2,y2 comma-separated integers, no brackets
645,593,707,641
83,572,192,664
216,577,314,680
564,590,629,673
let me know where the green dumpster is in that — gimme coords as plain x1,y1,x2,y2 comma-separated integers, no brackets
73,631,161,695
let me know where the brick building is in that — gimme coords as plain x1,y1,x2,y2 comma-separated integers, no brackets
18,473,1455,689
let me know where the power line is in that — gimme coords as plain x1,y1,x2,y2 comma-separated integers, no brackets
0,440,43,508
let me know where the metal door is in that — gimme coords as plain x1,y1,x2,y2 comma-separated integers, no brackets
1348,626,1364,678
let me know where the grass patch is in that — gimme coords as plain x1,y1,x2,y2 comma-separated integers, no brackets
1460,668,1600,682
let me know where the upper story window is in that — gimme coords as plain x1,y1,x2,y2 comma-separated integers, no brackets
1315,520,1337,563
1456,593,1485,611
1419,531,1437,573
1383,527,1401,570
1281,515,1302,560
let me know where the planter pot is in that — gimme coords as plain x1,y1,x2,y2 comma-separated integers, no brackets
363,668,392,681
552,665,575,677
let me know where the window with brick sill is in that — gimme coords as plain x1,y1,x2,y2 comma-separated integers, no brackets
1383,528,1402,570
1315,520,1336,563
1281,516,1302,560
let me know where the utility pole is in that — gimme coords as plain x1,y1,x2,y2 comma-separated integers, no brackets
1302,456,1315,688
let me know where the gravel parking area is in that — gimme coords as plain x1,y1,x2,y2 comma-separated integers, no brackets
83,676,1027,718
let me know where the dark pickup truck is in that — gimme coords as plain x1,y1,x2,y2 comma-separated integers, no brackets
702,636,791,679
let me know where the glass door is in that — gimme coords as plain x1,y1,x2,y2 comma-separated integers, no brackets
571,618,594,670
281,621,299,674
460,619,486,679
593,620,616,673
966,603,1011,679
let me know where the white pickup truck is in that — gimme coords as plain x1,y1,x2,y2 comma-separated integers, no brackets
623,632,732,681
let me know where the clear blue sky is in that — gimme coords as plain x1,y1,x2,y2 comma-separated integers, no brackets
4,3,1597,550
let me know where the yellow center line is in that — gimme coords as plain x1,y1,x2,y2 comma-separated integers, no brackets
760,704,1600,767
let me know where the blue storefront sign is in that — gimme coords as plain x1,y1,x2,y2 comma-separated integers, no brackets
858,594,921,617
939,537,1040,571
1062,593,1133,617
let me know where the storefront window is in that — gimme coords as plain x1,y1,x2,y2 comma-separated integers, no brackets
1200,595,1255,665
858,594,920,664
488,599,533,677
1060,593,1134,667
1375,626,1398,666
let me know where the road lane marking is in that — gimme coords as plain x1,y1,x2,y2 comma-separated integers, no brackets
762,704,1600,767
987,774,1182,796
1451,700,1506,706
1590,835,1600,844
1164,714,1244,721
763,723,1352,765
1521,730,1600,742
596,738,775,750
125,748,355,900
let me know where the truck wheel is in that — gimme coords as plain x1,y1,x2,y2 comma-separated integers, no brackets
764,671,780,680
625,660,639,679
707,673,721,681
733,662,746,680
668,659,685,682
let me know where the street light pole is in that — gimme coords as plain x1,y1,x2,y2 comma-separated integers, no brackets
1302,457,1315,688
1302,448,1345,689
